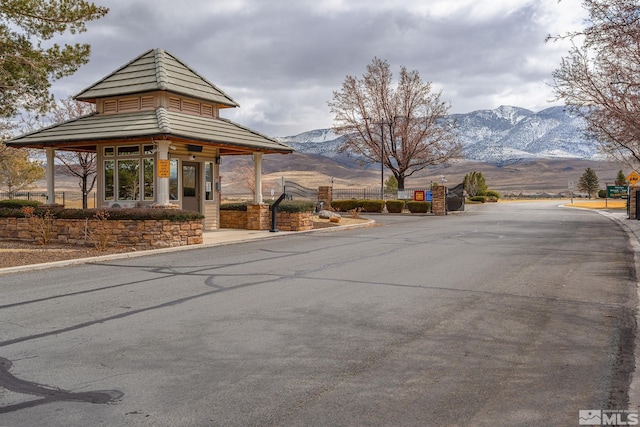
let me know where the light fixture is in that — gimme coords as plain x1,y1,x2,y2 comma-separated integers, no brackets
189,155,196,160
215,156,221,165
169,145,177,151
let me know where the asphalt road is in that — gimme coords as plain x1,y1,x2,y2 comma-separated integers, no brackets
0,201,636,426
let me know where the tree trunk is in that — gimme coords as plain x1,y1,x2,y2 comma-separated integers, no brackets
81,177,88,209
397,174,406,191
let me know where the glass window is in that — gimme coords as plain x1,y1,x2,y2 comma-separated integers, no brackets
118,159,140,200
143,158,154,200
183,164,196,198
169,159,179,200
104,160,115,200
143,144,155,155
117,145,140,156
104,146,114,157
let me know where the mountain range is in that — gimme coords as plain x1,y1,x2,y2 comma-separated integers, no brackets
275,105,598,165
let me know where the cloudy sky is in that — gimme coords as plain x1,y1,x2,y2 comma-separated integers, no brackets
52,0,587,137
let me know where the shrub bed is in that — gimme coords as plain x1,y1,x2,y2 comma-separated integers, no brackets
0,206,204,221
331,200,363,212
469,196,487,203
270,201,315,213
385,200,405,213
220,203,248,211
331,199,385,213
360,200,385,213
406,201,431,213
485,190,501,199
0,199,42,209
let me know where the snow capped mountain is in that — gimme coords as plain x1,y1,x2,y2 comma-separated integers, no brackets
277,105,598,165
275,129,345,158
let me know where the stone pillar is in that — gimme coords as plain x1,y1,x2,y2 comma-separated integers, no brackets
247,204,269,230
432,185,447,216
156,140,172,206
45,147,55,205
318,186,332,210
630,186,640,219
253,152,263,204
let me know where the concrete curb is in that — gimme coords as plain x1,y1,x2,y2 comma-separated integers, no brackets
597,211,640,413
0,219,376,276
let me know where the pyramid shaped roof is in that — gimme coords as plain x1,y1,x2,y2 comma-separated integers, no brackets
75,48,239,108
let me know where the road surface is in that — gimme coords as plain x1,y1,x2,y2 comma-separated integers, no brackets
0,201,636,426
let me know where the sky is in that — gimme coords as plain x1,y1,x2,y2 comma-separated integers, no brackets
51,0,587,137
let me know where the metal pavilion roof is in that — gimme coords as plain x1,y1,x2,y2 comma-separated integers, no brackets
75,48,239,108
7,108,293,155
7,48,293,155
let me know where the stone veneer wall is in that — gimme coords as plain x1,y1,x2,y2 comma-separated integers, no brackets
0,217,203,248
247,204,270,230
318,186,333,210
219,211,247,229
272,212,313,231
220,210,313,231
630,186,640,219
431,186,447,216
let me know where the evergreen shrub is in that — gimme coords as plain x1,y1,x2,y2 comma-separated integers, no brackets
485,190,501,200
406,201,431,213
0,207,204,221
385,200,405,213
331,200,362,212
469,196,487,203
220,202,248,211
360,200,385,213
270,201,315,213
0,199,42,209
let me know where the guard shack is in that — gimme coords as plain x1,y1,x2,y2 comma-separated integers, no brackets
7,48,294,231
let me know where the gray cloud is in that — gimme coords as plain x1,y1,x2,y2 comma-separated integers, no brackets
51,0,585,136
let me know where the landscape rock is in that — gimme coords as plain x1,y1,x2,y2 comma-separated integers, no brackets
318,210,341,219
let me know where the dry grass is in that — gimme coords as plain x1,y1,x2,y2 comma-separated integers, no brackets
564,199,627,209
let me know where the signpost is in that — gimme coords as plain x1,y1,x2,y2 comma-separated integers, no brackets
607,185,628,199
569,180,574,204
627,171,640,186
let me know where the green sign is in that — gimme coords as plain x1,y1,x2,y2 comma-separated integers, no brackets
607,185,628,198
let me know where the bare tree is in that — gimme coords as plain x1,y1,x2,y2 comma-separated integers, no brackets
549,0,640,167
328,58,461,190
49,97,97,208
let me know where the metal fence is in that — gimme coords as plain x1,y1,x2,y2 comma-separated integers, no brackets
332,187,434,201
0,191,97,208
283,181,318,200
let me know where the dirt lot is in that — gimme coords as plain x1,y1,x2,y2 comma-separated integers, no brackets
0,240,140,269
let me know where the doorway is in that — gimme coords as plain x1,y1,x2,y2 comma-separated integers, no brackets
182,162,200,212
